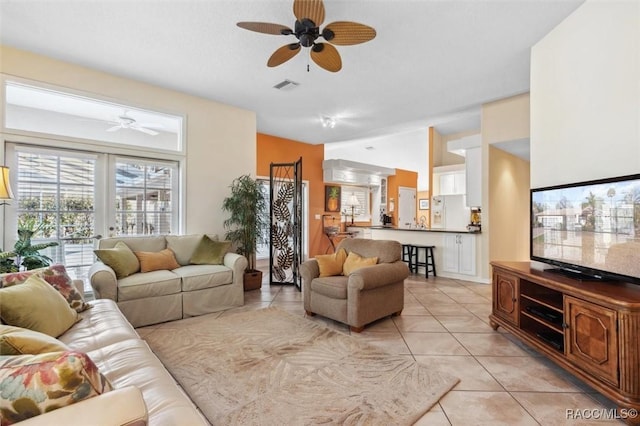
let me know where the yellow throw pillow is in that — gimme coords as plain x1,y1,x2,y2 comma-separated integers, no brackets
0,274,79,338
0,325,70,355
94,241,140,278
315,248,348,277
190,235,231,265
134,248,181,273
343,251,378,276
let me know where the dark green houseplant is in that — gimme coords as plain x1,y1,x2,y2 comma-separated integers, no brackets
0,216,59,272
221,175,268,290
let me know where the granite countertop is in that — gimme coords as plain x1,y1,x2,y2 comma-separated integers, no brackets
353,225,481,234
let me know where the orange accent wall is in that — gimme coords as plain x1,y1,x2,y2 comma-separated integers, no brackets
387,169,418,227
256,133,326,258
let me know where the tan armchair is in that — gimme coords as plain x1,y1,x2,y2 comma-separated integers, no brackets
300,238,410,332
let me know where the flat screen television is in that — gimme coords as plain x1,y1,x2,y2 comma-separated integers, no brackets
530,174,640,284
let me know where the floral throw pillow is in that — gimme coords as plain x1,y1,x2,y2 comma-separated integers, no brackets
0,264,90,312
0,351,112,424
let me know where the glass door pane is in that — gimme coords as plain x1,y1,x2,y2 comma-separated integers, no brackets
113,158,177,236
10,146,97,283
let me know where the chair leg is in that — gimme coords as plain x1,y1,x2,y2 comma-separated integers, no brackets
350,325,365,333
305,310,316,317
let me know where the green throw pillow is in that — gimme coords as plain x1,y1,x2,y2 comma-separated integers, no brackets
190,235,231,265
94,241,140,278
0,325,70,355
0,274,79,338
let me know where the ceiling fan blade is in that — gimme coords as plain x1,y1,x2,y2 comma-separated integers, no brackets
237,21,292,35
323,21,377,45
310,43,341,72
267,43,301,67
133,126,159,136
293,0,325,27
106,125,121,132
137,123,164,129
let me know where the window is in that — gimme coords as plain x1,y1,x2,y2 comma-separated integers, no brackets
114,158,178,235
7,145,98,283
4,81,183,152
340,185,370,221
5,145,181,291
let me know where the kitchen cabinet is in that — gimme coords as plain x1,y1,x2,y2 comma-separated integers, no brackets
442,233,476,275
439,171,466,195
490,262,640,422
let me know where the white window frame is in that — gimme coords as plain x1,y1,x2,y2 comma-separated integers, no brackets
340,185,371,222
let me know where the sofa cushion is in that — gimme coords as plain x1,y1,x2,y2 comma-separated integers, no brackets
166,234,218,266
315,248,347,277
343,251,378,276
0,274,79,338
310,276,349,299
0,325,70,355
59,299,139,353
134,248,181,273
190,236,231,265
0,351,112,425
94,241,140,279
0,264,91,312
116,270,181,302
173,265,233,292
87,339,207,425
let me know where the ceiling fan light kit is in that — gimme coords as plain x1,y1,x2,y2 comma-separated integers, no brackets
237,0,376,73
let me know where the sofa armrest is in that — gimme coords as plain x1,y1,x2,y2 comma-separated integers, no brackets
88,262,118,301
18,386,148,426
72,279,85,298
348,261,410,291
300,259,320,308
224,252,248,289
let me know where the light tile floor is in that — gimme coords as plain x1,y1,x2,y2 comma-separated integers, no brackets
153,274,627,425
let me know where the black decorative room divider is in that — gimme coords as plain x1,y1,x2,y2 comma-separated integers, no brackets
269,158,303,290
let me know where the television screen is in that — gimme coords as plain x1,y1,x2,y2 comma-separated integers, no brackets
531,174,640,284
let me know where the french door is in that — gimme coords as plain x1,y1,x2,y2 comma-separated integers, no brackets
4,143,180,283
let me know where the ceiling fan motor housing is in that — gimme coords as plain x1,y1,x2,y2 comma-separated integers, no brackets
295,18,319,47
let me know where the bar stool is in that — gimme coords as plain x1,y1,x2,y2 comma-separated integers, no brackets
410,245,437,278
401,244,414,271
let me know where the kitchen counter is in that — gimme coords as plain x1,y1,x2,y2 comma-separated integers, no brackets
353,226,481,234
348,226,486,283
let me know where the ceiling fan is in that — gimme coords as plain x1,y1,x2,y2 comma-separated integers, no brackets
237,0,376,72
106,112,161,136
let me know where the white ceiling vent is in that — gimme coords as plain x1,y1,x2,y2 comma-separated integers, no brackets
273,79,299,91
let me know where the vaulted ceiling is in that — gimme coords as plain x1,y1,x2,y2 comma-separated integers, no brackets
0,0,584,144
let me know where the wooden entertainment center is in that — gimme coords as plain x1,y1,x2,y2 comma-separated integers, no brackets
490,261,640,425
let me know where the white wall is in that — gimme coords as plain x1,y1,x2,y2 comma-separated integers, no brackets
325,128,430,190
0,46,256,238
530,0,640,188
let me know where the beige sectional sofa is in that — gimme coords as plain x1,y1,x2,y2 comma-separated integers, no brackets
18,296,207,426
89,234,247,327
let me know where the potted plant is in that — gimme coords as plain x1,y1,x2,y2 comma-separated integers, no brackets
0,216,59,272
222,175,268,291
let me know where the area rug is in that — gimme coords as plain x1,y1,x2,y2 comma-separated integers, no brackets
144,307,459,425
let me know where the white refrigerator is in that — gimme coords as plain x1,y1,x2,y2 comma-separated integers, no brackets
431,195,469,230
